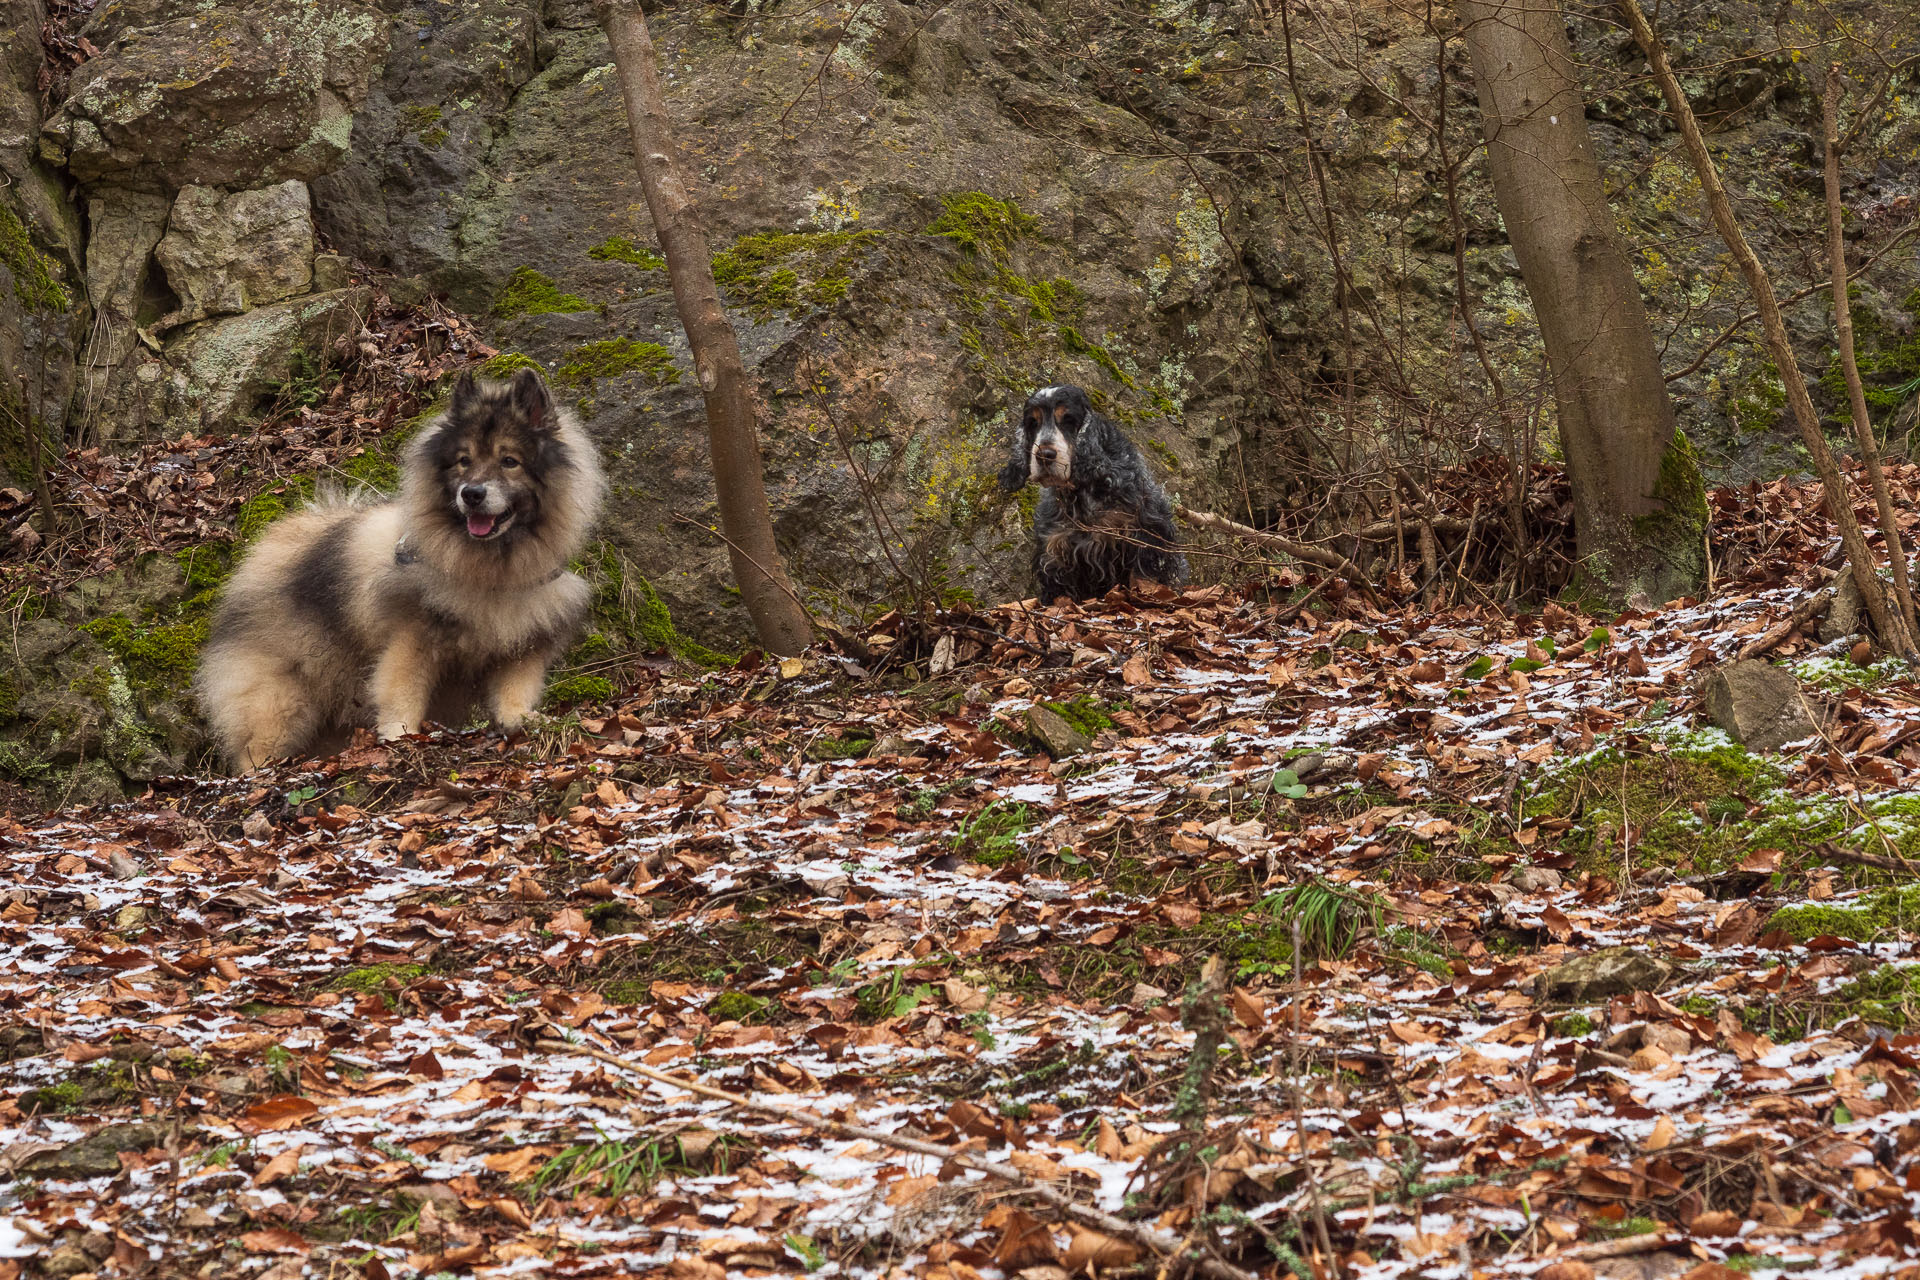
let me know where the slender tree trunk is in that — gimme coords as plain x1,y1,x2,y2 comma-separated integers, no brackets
593,0,812,656
1457,0,1704,605
1617,0,1913,655
1822,71,1920,642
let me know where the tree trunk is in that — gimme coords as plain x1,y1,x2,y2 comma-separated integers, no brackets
1457,0,1704,605
1616,0,1913,656
1822,71,1920,643
593,0,812,656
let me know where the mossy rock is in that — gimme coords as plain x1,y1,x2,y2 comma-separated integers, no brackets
493,266,593,318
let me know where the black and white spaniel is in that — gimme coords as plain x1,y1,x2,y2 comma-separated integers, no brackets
997,384,1187,603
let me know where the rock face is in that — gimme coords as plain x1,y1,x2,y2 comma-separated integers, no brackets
1699,660,1824,753
42,1,388,190
155,182,317,327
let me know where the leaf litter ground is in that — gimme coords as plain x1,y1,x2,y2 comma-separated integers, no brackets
11,473,1920,1279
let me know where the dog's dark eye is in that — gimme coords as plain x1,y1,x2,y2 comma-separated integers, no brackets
457,454,472,468
501,456,521,469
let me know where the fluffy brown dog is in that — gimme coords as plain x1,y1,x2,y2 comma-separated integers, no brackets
197,368,606,771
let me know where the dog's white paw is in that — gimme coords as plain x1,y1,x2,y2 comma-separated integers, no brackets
377,721,413,742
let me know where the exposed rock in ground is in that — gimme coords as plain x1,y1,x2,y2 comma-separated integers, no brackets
1698,658,1824,752
1539,948,1678,1001
1820,570,1865,644
1024,705,1091,758
18,1123,176,1180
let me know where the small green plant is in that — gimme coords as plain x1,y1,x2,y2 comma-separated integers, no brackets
784,1234,827,1273
854,968,936,1021
954,801,1031,867
1255,879,1379,962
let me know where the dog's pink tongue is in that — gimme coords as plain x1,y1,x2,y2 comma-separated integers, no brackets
466,513,495,538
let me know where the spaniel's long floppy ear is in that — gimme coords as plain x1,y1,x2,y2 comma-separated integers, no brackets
508,366,556,434
999,421,1031,493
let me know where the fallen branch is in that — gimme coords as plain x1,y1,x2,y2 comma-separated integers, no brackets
1735,583,1837,660
1816,840,1920,878
1560,1232,1678,1262
532,1035,1260,1280
1175,503,1381,601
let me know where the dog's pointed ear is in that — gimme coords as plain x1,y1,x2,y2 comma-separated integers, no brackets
508,366,557,433
450,370,480,419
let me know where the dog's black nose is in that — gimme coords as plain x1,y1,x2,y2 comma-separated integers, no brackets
1035,446,1057,465
460,484,488,507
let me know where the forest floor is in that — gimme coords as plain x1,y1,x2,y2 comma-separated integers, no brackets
10,467,1920,1280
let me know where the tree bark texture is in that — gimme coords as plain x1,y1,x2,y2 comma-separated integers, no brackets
1458,0,1704,605
594,0,812,656
1617,0,1910,654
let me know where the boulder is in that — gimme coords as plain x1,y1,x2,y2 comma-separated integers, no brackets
1698,659,1823,753
154,181,316,328
42,1,389,192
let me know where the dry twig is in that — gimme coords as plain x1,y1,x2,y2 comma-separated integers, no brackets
532,1035,1260,1280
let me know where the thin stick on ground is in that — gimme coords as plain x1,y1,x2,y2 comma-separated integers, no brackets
1174,503,1381,602
1619,0,1914,658
1736,578,1837,660
1822,69,1920,643
531,1035,1260,1280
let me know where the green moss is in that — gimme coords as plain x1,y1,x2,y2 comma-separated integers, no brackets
927,192,1040,259
1795,654,1912,693
19,1080,83,1113
420,126,450,148
329,963,429,993
588,236,666,270
173,545,232,593
1827,963,1920,1031
0,200,71,314
544,674,613,706
1768,886,1920,944
492,266,593,319
79,613,208,699
708,990,769,1023
554,339,680,389
710,229,878,320
579,542,733,669
337,446,400,493
478,351,543,379
927,193,1144,402
1731,360,1787,433
0,670,18,724
806,735,875,761
1620,427,1709,602
401,104,442,128
1041,696,1114,737
1521,727,1794,876
1819,288,1920,424
1551,1013,1596,1038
